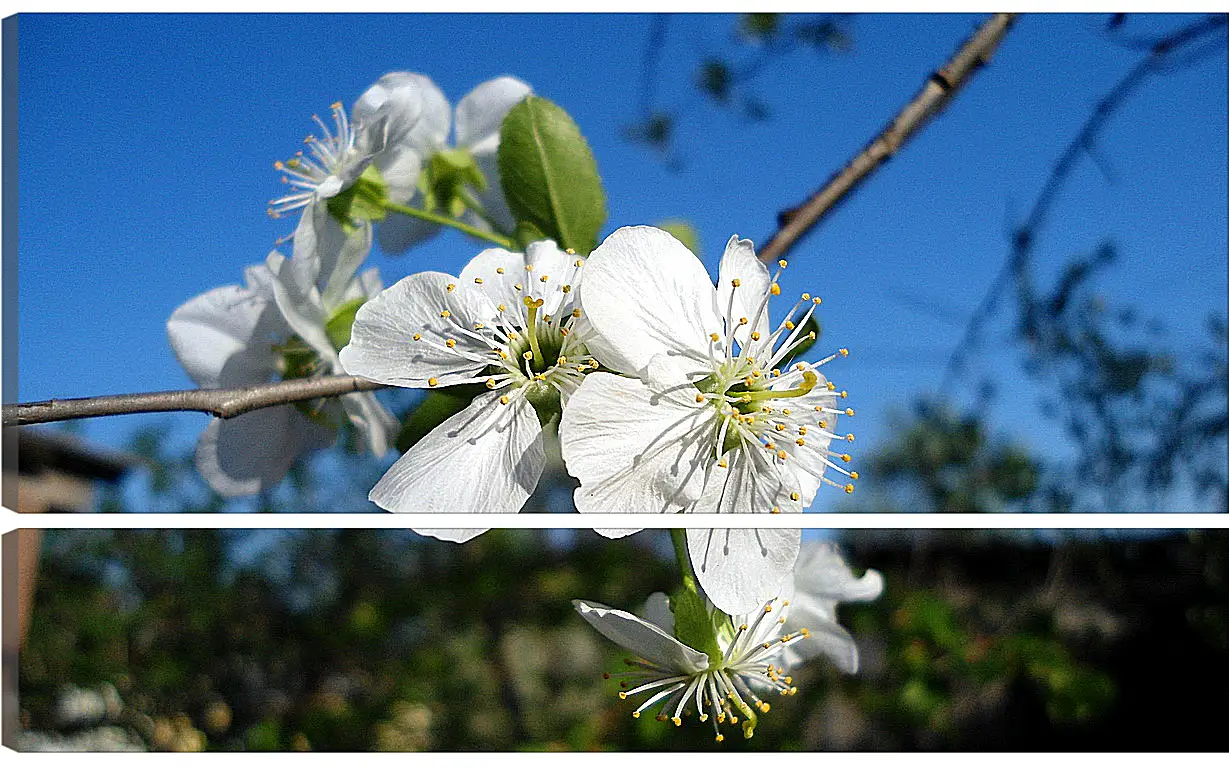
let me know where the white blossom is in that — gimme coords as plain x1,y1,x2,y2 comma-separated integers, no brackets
168,228,395,497
351,73,531,254
560,226,859,613
573,539,882,742
339,241,595,541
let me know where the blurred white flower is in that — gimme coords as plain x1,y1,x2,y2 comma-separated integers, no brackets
351,73,531,254
560,225,859,613
339,241,594,540
168,226,395,497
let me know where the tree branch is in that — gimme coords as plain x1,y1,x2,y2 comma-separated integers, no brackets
938,13,1228,391
757,13,1017,264
3,376,388,428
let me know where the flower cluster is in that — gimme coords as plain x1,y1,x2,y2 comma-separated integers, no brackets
574,540,883,741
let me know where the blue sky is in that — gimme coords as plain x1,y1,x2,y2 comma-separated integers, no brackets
13,13,1228,511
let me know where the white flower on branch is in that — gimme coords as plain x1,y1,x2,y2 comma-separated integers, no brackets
351,73,531,254
559,226,859,613
167,227,396,497
339,241,595,540
573,541,882,743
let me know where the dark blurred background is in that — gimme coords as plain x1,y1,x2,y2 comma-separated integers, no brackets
14,527,1229,751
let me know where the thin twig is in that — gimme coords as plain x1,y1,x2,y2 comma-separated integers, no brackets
3,376,388,428
939,13,1228,391
757,13,1017,264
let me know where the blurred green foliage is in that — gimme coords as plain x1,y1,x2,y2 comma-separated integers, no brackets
20,527,1229,750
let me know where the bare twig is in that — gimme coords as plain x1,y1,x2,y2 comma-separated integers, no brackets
3,376,387,428
757,13,1017,264
939,13,1228,390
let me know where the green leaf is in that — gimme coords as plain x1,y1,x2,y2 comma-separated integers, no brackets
325,298,366,351
655,219,699,256
396,387,483,453
668,588,722,665
498,96,606,254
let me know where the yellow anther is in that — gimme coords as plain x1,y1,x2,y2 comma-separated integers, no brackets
850,471,860,480
731,278,742,288
795,362,807,371
631,712,641,719
671,717,682,727
485,379,497,389
497,350,508,360
525,263,534,271
844,483,855,493
819,419,828,428
561,284,572,293
778,260,788,268
540,275,549,283
565,248,576,255
799,426,808,435
801,292,811,300
808,331,817,340
784,320,796,330
796,439,805,447
439,310,451,318
574,259,584,267
474,277,484,284
499,395,510,405
839,348,849,356
764,604,773,613
560,328,570,336
523,351,534,361
514,283,524,290
770,283,781,296
800,628,810,637
474,323,485,330
715,734,724,743
790,492,801,501
446,283,456,293
840,454,851,462
427,377,439,387
718,459,728,468
840,391,848,398
496,267,505,274
739,317,749,326
750,331,761,341
776,450,788,460
771,368,781,377
845,408,855,416
846,433,855,442
695,394,706,403
782,408,791,415
618,692,628,700
771,506,780,514
751,370,761,378
826,382,837,391
765,442,776,450
710,332,720,342
812,297,822,305
774,424,786,432
760,702,771,713
497,304,507,312
412,333,422,341
557,356,568,365
445,339,456,348
572,308,582,318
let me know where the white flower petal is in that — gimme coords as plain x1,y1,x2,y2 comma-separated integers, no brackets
687,444,803,516
572,599,710,675
376,146,424,205
354,71,450,155
716,234,772,348
779,614,861,673
454,76,532,155
640,591,675,634
339,390,397,457
340,272,497,387
167,283,284,389
467,150,517,234
195,406,334,497
457,240,573,316
794,542,885,610
560,371,714,517
370,391,545,530
265,251,335,364
580,226,722,378
687,527,800,616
